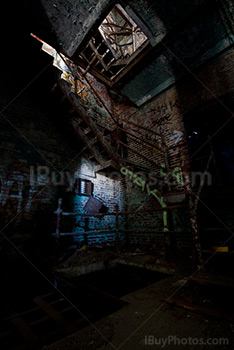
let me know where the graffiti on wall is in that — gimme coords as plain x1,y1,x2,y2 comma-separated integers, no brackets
169,130,183,145
160,164,184,186
121,165,184,232
146,99,184,145
120,167,169,231
61,72,87,102
31,34,87,103
0,166,51,216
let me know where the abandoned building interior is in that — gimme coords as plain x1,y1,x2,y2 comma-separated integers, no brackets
1,0,234,349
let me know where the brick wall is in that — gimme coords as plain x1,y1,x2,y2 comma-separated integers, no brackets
71,159,125,246
0,84,81,261
0,83,127,254
119,48,234,257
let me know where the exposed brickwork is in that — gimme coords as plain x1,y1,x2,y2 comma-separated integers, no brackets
72,160,125,246
0,87,78,234
118,48,234,257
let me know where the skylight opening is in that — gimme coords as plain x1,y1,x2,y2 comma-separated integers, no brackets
78,4,150,84
98,4,148,60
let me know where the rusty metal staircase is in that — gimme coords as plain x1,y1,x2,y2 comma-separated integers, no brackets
33,34,201,264
50,77,120,173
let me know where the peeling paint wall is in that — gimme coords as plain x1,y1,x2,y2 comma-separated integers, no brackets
37,0,112,55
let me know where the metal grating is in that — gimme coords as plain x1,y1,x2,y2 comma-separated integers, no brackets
79,4,149,82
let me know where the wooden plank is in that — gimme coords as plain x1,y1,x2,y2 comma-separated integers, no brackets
190,274,234,288
83,196,104,214
33,297,77,335
11,315,40,349
89,42,109,71
29,316,50,327
0,331,11,338
161,298,234,322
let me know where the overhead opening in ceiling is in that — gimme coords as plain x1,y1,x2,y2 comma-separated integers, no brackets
77,4,151,85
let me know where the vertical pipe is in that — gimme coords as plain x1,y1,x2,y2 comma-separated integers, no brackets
162,135,171,191
55,198,63,265
115,204,119,254
180,154,203,268
56,198,63,239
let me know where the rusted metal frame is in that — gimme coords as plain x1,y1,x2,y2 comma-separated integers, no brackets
95,48,110,63
84,52,98,75
119,140,165,174
119,122,155,142
120,157,157,172
115,204,119,253
161,135,171,192
119,204,187,215
77,41,150,87
74,212,116,217
115,41,133,47
77,68,118,125
115,5,134,27
89,41,109,71
121,229,189,234
118,125,162,152
69,116,107,168
105,30,133,36
180,152,203,267
110,40,151,82
94,159,114,172
60,78,120,166
110,57,131,66
59,212,116,217
85,116,113,133
81,52,92,64
57,229,116,236
124,4,153,41
106,57,116,67
53,205,187,237
57,52,118,125
120,118,162,138
132,26,136,52
106,65,126,80
57,205,186,217
99,21,120,60
33,297,77,334
102,23,132,30
168,141,187,150
194,151,214,211
55,198,62,239
75,102,119,165
104,37,119,60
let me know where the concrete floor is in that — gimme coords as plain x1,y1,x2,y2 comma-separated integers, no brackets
42,253,234,350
